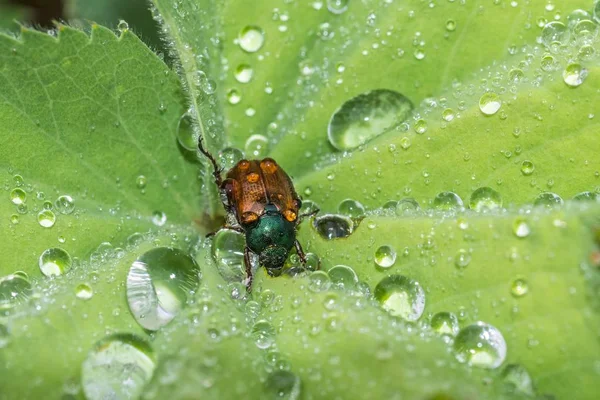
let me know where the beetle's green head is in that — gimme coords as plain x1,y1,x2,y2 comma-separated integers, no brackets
245,204,296,271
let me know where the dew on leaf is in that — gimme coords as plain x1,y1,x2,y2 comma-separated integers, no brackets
176,112,196,151
234,63,254,83
265,370,302,400
227,88,242,105
573,191,598,201
55,195,75,214
337,198,366,219
0,273,32,310
211,229,245,282
219,147,244,170
251,320,276,349
328,265,358,290
469,187,502,211
327,89,413,151
374,245,396,268
374,275,426,321
511,277,529,297
39,247,72,277
433,191,463,211
454,249,471,268
501,364,536,396
9,188,26,205
562,63,588,87
313,214,354,239
151,211,167,226
308,270,332,292
431,312,459,336
81,334,156,400
541,21,569,48
238,26,265,53
75,283,94,300
126,247,200,331
479,92,501,115
520,160,535,176
245,134,269,158
513,218,531,238
453,322,507,369
534,192,563,207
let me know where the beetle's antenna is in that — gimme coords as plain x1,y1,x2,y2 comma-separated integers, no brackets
198,135,223,186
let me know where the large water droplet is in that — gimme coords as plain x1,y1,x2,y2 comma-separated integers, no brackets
337,198,366,219
433,191,463,211
534,192,563,207
238,26,265,53
431,312,459,336
374,245,396,268
218,147,244,171
55,195,75,214
328,265,358,290
0,274,32,310
479,92,501,115
211,229,246,282
81,334,156,400
520,160,535,176
176,113,196,151
374,275,426,321
573,191,598,201
308,270,332,292
469,187,502,211
453,322,507,369
265,370,302,400
37,209,56,228
251,320,276,349
562,63,588,87
39,247,72,277
327,89,413,151
245,134,270,158
313,214,354,239
127,247,200,331
541,21,569,49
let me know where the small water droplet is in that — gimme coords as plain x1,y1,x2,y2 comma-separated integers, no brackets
534,192,563,207
251,320,276,349
328,265,358,290
374,275,426,321
9,188,26,205
562,63,588,87
433,191,464,211
520,160,535,176
176,113,196,151
117,20,129,33
511,277,529,297
39,247,72,277
445,19,456,31
374,245,396,268
413,119,427,134
469,187,502,211
308,270,332,292
453,322,507,369
337,199,365,219
227,88,242,105
234,63,254,83
313,214,354,239
431,312,459,336
397,198,420,214
454,249,471,268
55,195,75,214
513,218,530,238
75,283,94,300
151,211,167,226
327,89,413,151
238,26,265,53
265,370,302,399
573,191,598,201
126,247,200,330
218,147,244,171
479,92,501,115
136,176,147,190
245,134,270,158
81,334,156,400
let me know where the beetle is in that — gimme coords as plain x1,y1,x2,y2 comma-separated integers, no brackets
198,137,318,290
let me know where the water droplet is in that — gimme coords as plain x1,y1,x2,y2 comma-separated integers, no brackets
313,214,354,239
511,277,529,297
374,275,426,321
328,265,358,289
265,370,302,400
135,176,147,191
541,21,569,48
337,199,365,219
75,283,93,300
245,134,270,158
573,191,598,201
513,218,530,238
573,19,598,39
534,192,563,207
251,320,275,349
327,0,348,14
234,63,254,83
308,271,332,292
176,113,196,151
454,249,471,268
126,247,200,331
413,119,427,134
39,247,72,277
508,68,524,83
374,245,396,268
479,92,501,115
218,147,244,170
431,312,459,336
227,88,242,105
562,63,588,87
9,188,26,205
238,26,265,53
397,198,420,214
10,214,19,224
441,108,455,121
151,211,167,226
211,229,245,282
81,334,156,400
55,195,75,214
501,364,535,396
117,20,129,33
413,47,426,60
453,322,507,369
469,187,502,211
0,274,32,310
433,191,463,211
520,160,535,176
445,19,456,31
327,89,413,151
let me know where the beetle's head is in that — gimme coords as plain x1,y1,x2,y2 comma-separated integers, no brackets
259,245,289,272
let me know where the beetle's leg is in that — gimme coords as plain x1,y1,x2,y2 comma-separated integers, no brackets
206,225,244,238
299,208,320,221
197,135,223,187
295,240,321,271
243,247,254,292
